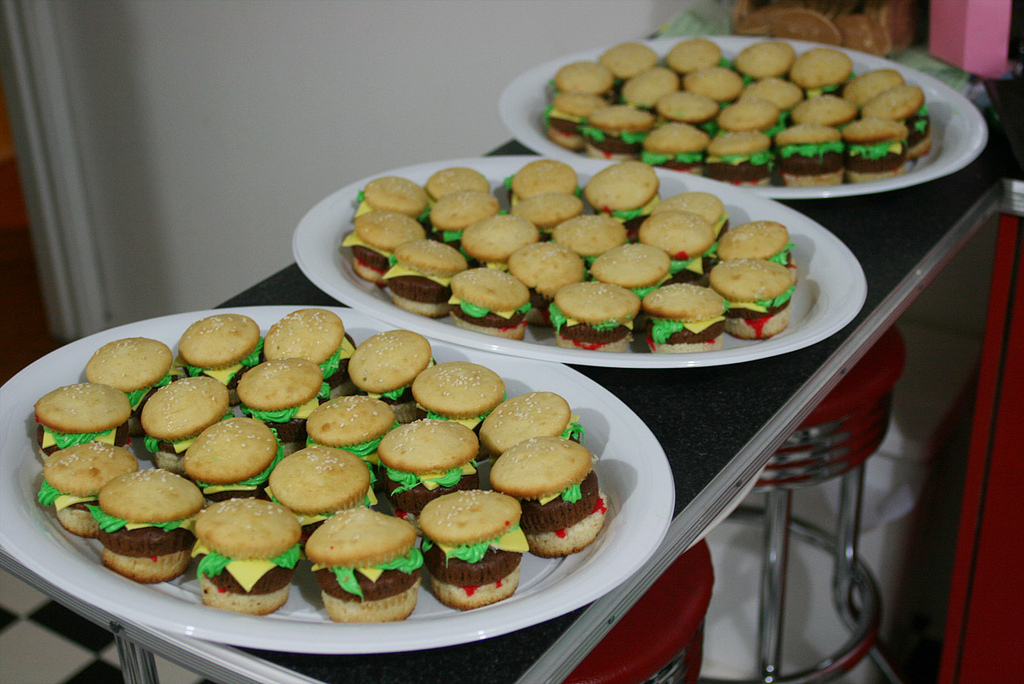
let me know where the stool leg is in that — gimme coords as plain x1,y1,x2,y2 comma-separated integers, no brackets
758,488,792,682
832,465,863,617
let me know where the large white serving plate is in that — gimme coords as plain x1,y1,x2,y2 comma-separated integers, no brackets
499,36,988,199
0,307,674,653
294,156,866,368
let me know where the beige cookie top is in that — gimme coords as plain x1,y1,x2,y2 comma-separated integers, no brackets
85,338,174,392
718,220,791,261
707,130,771,157
789,47,853,90
177,313,261,370
392,239,468,277
653,191,725,224
709,259,793,302
263,308,347,365
419,489,522,547
411,361,506,419
425,166,491,201
510,192,584,230
621,67,681,109
741,78,805,111
733,40,797,80
861,85,926,121
638,210,716,257
842,69,905,108
551,214,629,258
683,66,745,103
655,91,720,124
183,417,279,484
351,211,426,252
44,443,139,497
584,161,660,212
790,94,858,127
236,358,323,412
460,215,540,264
599,41,659,80
194,498,301,560
551,91,611,119
590,243,671,289
429,191,500,233
98,469,204,524
642,282,726,321
554,281,641,325
642,122,710,155
552,60,615,95
348,330,432,394
306,395,396,447
586,104,656,134
509,159,579,201
267,445,371,515
506,242,586,296
479,392,573,457
141,376,230,441
361,176,429,218
35,382,132,434
305,507,417,568
450,268,530,312
774,122,842,147
377,419,479,474
717,97,782,133
490,436,594,500
665,37,722,75
841,116,909,145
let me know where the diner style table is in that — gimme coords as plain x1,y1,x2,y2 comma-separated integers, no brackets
1,121,1017,684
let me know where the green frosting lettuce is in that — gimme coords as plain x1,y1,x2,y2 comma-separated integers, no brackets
631,284,661,300
756,284,796,310
124,372,173,410
384,461,477,495
319,347,343,382
422,526,521,565
650,319,690,345
561,421,585,444
86,504,190,534
913,106,929,133
41,426,116,451
848,141,901,160
378,385,410,402
457,300,531,320
768,243,796,267
196,543,301,579
778,141,845,161
439,229,463,244
547,302,623,333
641,150,704,167
713,150,774,167
329,548,424,600
561,483,583,504
37,480,63,506
579,126,648,145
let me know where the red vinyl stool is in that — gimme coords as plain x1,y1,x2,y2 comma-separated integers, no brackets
705,325,907,684
565,539,715,684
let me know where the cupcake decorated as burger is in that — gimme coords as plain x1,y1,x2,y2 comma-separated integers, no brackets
460,215,539,271
237,358,326,456
411,361,506,432
141,376,231,475
38,443,138,538
382,239,468,318
34,382,132,459
85,337,177,435
353,175,430,223
347,329,433,423
642,283,728,353
710,259,795,340
545,90,612,152
428,190,500,250
263,308,358,399
841,117,910,183
342,210,426,286
637,210,718,286
584,160,661,241
506,241,586,327
448,268,532,341
176,313,263,405
305,394,397,483
581,105,656,161
505,158,580,206
717,220,797,283
479,391,585,461
705,131,774,187
549,281,641,353
183,416,283,503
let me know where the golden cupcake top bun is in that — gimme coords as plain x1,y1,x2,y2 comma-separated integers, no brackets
590,243,671,290
361,176,429,218
683,66,745,103
36,382,132,435
43,443,138,498
177,313,261,370
268,446,371,516
841,116,909,145
510,192,584,231
642,122,711,155
552,61,615,96
707,130,771,157
507,242,586,297
790,94,858,128
710,259,793,303
378,419,479,474
263,308,347,365
599,41,659,80
642,282,726,321
236,358,322,412
350,211,426,252
733,40,797,80
490,436,593,501
584,160,659,213
195,498,301,560
348,330,432,395
550,91,610,120
554,281,641,325
450,268,530,313
306,395,395,448
99,469,204,524
585,104,657,134
653,191,725,226
842,69,905,108
551,214,628,259
183,417,279,485
411,361,505,420
425,166,491,201
717,97,782,134
789,47,853,91
306,507,417,569
741,77,805,111
861,85,926,122
718,220,791,261
638,210,716,257
479,391,574,457
140,376,230,441
665,37,722,75
774,122,842,147
85,338,174,393
419,489,522,547
508,159,579,201
429,190,500,233
391,239,468,277
656,91,720,125
460,215,540,265
621,67,680,109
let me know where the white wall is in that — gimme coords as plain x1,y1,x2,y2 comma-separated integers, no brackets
42,0,680,329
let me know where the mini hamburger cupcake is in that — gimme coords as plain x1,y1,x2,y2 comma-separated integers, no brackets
716,96,783,136
640,122,710,175
342,210,426,286
717,220,797,282
428,190,500,250
192,498,302,615
790,94,858,130
85,337,177,435
638,210,718,286
140,376,231,474
35,382,132,459
305,508,422,623
665,37,723,76
268,445,374,540
505,158,580,206
177,313,263,405
38,443,138,538
550,214,629,269
653,191,729,238
549,281,641,352
789,47,853,98
861,85,931,159
91,469,204,583
551,60,615,99
544,91,611,151
479,391,584,460
448,268,533,340
620,66,680,111
599,41,659,83
263,308,358,399
705,131,774,187
642,282,727,353
411,361,506,430
424,166,491,202
733,40,797,82
348,330,433,423
580,105,656,161
510,192,585,238
710,259,795,340
382,238,468,318
354,175,430,223
655,91,721,137
842,69,905,108
460,214,540,270
489,436,606,558
419,489,529,610
774,123,845,187
506,241,586,326
237,358,326,456
183,416,283,503
305,394,397,482
683,66,745,106
377,419,481,526
841,116,910,183
589,243,672,301
584,160,661,241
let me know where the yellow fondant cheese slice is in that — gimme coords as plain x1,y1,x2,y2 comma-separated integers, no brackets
204,363,243,386
563,315,635,331
294,397,321,420
447,297,519,319
728,301,769,313
683,316,726,334
42,429,116,449
202,483,258,495
226,558,278,593
417,462,477,491
382,264,453,287
54,494,98,512
357,566,384,582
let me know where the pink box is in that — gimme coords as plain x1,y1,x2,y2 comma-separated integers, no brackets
929,0,1012,78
